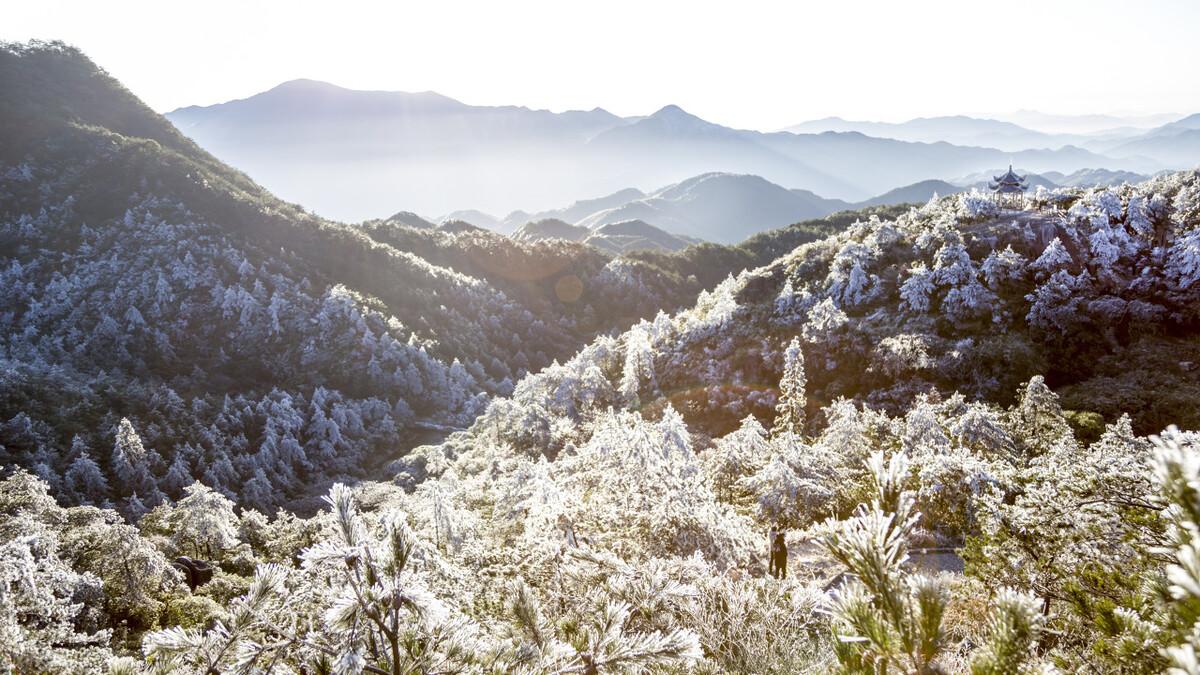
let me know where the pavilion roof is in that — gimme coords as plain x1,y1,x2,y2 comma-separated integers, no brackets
990,183,1026,193
993,164,1026,184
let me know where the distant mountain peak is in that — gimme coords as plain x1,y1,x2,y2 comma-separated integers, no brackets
651,104,690,117
646,104,713,126
270,78,344,92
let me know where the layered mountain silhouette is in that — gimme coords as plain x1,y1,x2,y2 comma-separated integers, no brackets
166,81,1167,222
1040,168,1151,187
512,217,699,254
568,173,849,244
167,79,631,222
1110,128,1200,168
454,168,1152,248
784,115,1084,151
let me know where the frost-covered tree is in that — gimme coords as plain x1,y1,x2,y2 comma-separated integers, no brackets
143,483,477,674
110,418,150,492
773,337,807,436
1009,375,1072,458
738,432,838,528
1143,427,1200,673
705,415,772,503
821,452,1050,674
63,450,110,503
1031,237,1073,278
154,481,240,559
818,452,953,673
619,323,657,406
900,262,935,314
502,577,703,673
0,471,113,672
980,245,1027,292
827,240,879,307
801,297,849,345
0,534,111,673
968,588,1052,675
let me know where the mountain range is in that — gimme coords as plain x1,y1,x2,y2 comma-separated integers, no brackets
442,168,1152,249
785,112,1195,153
165,81,1180,222
512,218,699,255
784,115,1092,152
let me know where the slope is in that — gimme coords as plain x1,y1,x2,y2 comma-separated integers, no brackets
443,171,1200,468
0,42,694,514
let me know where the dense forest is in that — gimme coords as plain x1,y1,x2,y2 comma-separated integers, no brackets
3,40,1200,674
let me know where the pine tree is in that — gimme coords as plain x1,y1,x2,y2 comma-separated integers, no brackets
63,451,109,503
167,482,240,559
110,418,145,487
773,337,807,437
1010,375,1072,458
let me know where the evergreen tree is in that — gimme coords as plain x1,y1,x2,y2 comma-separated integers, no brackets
773,337,807,437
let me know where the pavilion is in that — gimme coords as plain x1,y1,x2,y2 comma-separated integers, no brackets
989,165,1028,208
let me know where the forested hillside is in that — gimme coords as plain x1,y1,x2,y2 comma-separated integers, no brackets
4,39,1200,675
0,42,708,514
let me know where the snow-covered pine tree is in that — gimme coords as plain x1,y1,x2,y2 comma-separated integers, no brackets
773,337,807,437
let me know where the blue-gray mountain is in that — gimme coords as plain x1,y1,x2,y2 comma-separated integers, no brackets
165,81,1168,222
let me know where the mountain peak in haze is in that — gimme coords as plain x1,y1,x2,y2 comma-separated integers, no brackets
269,78,345,92
169,80,468,119
638,104,722,132
651,104,691,118
648,104,712,122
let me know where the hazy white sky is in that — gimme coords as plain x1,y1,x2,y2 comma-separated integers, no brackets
5,0,1198,130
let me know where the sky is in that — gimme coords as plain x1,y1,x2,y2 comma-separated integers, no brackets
5,0,1199,131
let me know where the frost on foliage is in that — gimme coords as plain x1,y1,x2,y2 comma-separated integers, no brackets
502,576,703,674
826,239,879,307
683,273,740,336
1125,427,1200,674
773,337,807,436
958,189,1001,220
900,262,935,314
559,408,756,567
942,277,996,325
774,277,807,324
1167,227,1200,294
1032,237,1073,277
705,415,771,502
969,588,1052,675
872,334,935,378
1025,270,1089,333
820,452,1050,673
143,482,476,674
981,245,1027,290
619,321,659,405
801,297,849,345
738,432,837,528
817,451,949,672
933,240,974,287
0,534,111,673
160,481,241,559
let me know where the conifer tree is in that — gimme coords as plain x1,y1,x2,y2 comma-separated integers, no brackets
773,337,807,437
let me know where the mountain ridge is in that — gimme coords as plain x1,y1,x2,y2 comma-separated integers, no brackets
164,81,1163,220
